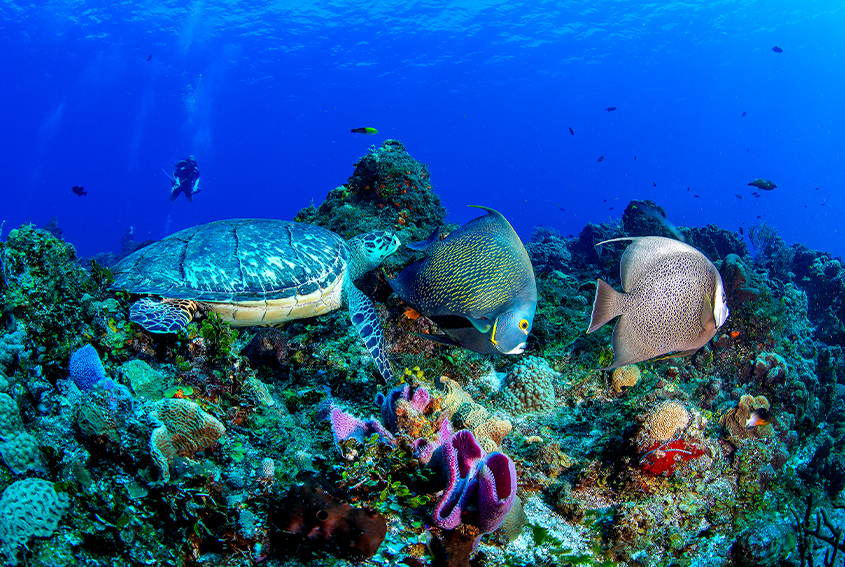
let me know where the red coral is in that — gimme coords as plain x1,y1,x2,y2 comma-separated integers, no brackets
639,439,705,476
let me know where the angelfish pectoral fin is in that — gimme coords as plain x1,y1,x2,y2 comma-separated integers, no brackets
346,283,394,382
467,316,493,334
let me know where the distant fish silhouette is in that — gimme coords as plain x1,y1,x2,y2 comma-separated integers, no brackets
569,126,575,136
734,194,743,199
653,182,657,187
605,106,617,112
350,127,378,134
146,54,152,61
72,185,87,197
739,227,744,235
748,178,777,191
741,111,747,117
597,155,605,162
772,46,783,53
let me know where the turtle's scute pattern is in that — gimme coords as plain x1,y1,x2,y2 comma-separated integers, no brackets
113,219,347,303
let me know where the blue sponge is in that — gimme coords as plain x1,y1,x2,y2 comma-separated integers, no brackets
68,344,106,392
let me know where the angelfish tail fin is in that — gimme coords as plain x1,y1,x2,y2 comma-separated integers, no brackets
587,279,624,333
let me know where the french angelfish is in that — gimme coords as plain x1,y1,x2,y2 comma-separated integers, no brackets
587,236,729,369
389,206,537,355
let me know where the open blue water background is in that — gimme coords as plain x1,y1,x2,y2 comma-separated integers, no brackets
1,1,842,259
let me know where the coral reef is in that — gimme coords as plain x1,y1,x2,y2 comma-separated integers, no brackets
611,364,641,394
269,478,387,559
2,141,845,567
498,356,557,415
0,478,70,564
148,398,226,482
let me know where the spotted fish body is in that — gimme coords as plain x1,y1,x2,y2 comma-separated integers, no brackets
587,236,729,369
389,206,537,355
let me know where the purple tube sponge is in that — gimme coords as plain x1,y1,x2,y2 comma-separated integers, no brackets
427,429,517,535
69,344,106,392
327,403,394,447
376,384,430,433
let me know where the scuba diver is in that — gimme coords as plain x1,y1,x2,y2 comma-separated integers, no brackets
164,155,201,202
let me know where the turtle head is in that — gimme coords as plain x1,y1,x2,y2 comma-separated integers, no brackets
349,231,401,276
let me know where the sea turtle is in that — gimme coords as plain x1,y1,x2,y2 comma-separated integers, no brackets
110,218,400,381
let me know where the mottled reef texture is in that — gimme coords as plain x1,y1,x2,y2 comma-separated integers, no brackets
0,148,843,566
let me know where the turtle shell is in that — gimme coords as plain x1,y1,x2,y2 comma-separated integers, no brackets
112,219,349,304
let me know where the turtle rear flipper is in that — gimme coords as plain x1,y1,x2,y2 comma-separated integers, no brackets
346,283,394,382
130,298,198,333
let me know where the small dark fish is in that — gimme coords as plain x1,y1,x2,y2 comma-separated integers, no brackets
772,46,783,53
821,202,826,206
739,227,744,235
634,155,637,160
350,127,378,134
71,185,87,197
653,182,657,187
146,54,152,61
815,187,820,190
757,215,762,219
609,207,614,210
686,187,691,191
748,178,777,191
741,111,747,117
734,194,743,199
693,194,700,198
569,126,575,136
745,408,772,429
605,106,617,112
751,191,760,196
597,155,605,162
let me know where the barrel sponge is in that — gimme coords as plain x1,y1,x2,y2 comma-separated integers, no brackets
0,393,23,439
0,431,41,475
0,478,70,563
499,356,557,415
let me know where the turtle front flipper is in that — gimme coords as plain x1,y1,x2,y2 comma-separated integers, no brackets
130,298,198,333
345,283,394,382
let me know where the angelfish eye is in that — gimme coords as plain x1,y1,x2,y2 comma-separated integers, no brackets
518,319,529,331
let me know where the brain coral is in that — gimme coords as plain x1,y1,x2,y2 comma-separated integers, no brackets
636,401,691,449
0,478,71,564
0,432,41,475
149,398,226,482
611,364,641,394
499,356,557,415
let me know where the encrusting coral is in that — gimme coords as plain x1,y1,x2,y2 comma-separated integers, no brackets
148,398,226,482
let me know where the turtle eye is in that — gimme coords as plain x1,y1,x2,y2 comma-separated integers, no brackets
518,319,529,332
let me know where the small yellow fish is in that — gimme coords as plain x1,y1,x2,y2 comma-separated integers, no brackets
351,127,379,135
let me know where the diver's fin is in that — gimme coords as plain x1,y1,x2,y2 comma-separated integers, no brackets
130,298,197,333
406,226,441,251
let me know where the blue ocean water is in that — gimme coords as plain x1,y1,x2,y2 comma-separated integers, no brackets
1,1,843,259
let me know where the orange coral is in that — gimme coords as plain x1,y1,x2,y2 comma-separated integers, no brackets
149,398,226,482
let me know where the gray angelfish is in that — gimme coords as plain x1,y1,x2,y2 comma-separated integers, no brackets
587,236,729,369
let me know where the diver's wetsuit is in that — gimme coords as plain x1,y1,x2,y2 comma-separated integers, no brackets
170,157,201,202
